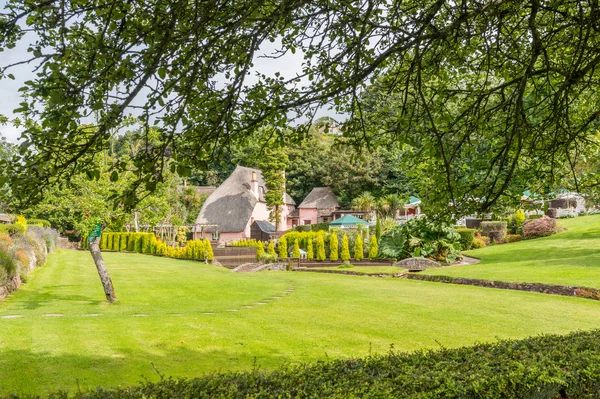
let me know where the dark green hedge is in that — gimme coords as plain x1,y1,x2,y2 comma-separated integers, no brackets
15,329,600,398
294,222,329,232
456,228,475,251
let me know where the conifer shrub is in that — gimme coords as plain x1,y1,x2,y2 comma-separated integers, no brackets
306,238,314,260
341,234,350,262
292,239,301,258
368,235,378,259
100,233,108,250
329,232,339,261
316,234,326,261
456,228,475,251
278,236,287,259
119,233,128,251
267,241,276,256
127,233,135,251
203,238,214,261
353,233,364,260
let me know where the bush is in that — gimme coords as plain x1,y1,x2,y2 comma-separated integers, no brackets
0,224,26,235
266,241,276,256
514,209,526,227
258,253,278,263
27,219,51,228
471,237,487,249
480,221,507,236
0,248,16,277
329,232,339,261
368,235,378,259
315,234,326,261
278,236,287,259
522,216,562,239
456,228,475,251
353,233,364,260
503,234,522,243
340,234,350,262
25,329,600,399
292,239,301,258
306,238,314,260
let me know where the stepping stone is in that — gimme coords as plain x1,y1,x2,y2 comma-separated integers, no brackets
272,296,282,299
1,315,22,319
227,309,239,312
43,314,63,317
132,314,148,317
243,306,254,309
169,313,184,316
85,314,102,317
254,302,267,305
202,312,215,315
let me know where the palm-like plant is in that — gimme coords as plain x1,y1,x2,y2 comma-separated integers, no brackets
351,192,376,214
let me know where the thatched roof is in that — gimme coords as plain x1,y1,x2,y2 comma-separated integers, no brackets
195,166,294,233
298,187,340,209
284,193,296,206
195,166,265,233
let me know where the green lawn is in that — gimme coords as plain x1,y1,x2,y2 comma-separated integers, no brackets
3,249,600,395
423,214,600,287
308,265,404,274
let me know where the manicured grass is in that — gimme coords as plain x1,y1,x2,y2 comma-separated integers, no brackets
3,249,600,395
423,214,600,287
308,265,404,274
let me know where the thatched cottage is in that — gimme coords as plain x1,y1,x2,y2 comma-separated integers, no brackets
296,187,341,225
193,166,296,242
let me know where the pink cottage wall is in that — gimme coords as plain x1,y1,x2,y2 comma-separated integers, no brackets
298,208,319,225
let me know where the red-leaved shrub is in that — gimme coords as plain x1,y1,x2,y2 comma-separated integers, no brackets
522,216,562,239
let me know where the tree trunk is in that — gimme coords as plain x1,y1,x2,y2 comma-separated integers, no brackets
88,237,117,302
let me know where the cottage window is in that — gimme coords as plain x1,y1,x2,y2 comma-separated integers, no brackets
304,220,312,225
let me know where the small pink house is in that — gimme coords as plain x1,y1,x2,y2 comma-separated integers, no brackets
193,166,295,242
297,187,340,225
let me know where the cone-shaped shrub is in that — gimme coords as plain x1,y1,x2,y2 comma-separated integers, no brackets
341,234,350,262
368,235,379,259
292,239,301,258
375,217,382,240
330,232,339,261
306,238,314,260
120,233,128,251
107,233,113,251
112,233,120,251
100,233,108,250
134,233,143,253
316,234,326,261
256,241,265,260
204,238,214,261
278,236,288,259
127,233,135,251
267,241,276,256
354,233,364,261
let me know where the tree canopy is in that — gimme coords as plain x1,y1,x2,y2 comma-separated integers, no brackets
1,0,600,214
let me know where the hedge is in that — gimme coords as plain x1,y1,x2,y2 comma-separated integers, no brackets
27,219,51,228
294,222,329,232
456,228,475,251
19,329,600,398
480,221,507,236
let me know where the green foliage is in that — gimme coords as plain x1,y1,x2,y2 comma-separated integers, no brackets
340,235,350,262
100,233,108,250
294,222,330,232
282,231,329,250
0,224,25,235
119,233,128,251
375,217,381,241
379,217,461,263
329,232,339,261
230,238,265,260
266,241,276,256
514,209,526,227
292,239,301,258
306,238,314,261
368,235,378,259
503,234,522,243
257,142,289,230
27,219,51,228
315,234,326,261
353,233,364,261
471,237,488,249
456,229,475,251
0,248,16,277
278,236,287,259
258,253,278,263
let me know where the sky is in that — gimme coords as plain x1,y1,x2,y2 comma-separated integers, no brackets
0,10,343,143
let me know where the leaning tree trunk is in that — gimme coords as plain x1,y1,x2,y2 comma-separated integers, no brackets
88,237,117,302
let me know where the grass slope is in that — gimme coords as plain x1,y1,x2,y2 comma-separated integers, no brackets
2,249,600,395
423,214,600,287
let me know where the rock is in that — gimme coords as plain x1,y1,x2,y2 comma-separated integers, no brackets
394,257,441,271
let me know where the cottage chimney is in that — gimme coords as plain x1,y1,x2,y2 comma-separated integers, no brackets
251,171,259,198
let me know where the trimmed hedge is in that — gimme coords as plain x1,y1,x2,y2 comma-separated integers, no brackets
480,221,507,236
294,222,329,232
456,228,475,251
20,329,600,398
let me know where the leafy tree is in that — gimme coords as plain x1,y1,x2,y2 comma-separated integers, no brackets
514,209,526,228
354,233,364,261
257,141,289,231
329,232,339,261
368,235,379,260
315,234,326,261
340,234,350,262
